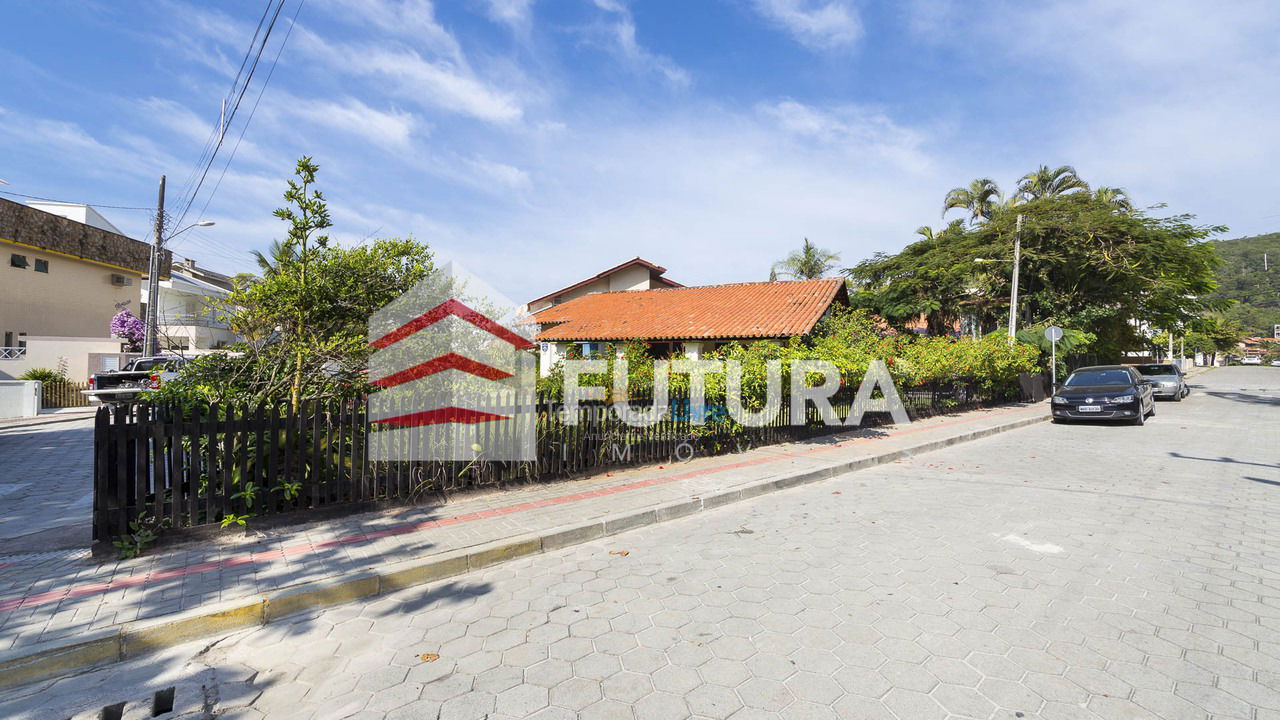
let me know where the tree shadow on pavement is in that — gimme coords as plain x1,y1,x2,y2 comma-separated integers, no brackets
1203,390,1280,406
1169,451,1280,471
0,637,283,720
372,579,496,617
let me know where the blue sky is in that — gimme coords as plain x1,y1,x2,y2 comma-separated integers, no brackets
3,0,1279,302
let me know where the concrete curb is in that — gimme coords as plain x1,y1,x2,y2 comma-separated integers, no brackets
0,408,1047,691
0,411,97,432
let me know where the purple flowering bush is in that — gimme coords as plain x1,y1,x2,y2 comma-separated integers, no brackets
110,309,146,352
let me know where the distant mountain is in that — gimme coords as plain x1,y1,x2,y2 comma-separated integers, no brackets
1207,232,1280,336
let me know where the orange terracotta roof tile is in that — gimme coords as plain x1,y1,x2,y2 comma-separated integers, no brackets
533,278,847,342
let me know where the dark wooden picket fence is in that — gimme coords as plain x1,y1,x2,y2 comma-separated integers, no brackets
41,381,92,408
92,378,1031,547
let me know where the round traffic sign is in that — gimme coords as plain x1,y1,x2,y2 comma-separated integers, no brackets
1044,325,1064,342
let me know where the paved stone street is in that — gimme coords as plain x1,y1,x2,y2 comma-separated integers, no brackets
4,366,1279,719
0,417,94,554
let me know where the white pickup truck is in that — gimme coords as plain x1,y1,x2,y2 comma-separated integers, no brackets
83,356,188,405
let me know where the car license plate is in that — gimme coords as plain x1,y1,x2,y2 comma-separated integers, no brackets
1077,406,1102,412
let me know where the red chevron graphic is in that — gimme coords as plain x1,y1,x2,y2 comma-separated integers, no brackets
370,298,534,351
372,353,512,389
373,406,510,427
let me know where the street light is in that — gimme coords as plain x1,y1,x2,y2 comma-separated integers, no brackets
143,218,216,356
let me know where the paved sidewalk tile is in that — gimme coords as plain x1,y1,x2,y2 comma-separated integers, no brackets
0,403,1043,654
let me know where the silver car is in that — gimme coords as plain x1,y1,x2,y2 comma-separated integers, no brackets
1132,363,1189,401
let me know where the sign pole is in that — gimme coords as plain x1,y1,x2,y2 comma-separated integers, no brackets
1044,325,1064,392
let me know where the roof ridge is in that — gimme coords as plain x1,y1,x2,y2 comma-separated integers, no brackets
570,276,843,298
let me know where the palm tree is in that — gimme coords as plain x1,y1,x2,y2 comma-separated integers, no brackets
250,239,299,278
771,238,841,280
943,178,1003,224
1017,164,1089,201
915,226,937,241
1093,186,1134,213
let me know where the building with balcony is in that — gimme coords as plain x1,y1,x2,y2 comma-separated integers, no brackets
142,259,238,352
0,198,169,380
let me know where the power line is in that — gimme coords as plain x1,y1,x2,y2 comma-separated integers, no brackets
170,0,289,232
171,0,277,220
197,0,304,223
0,189,153,211
171,0,285,230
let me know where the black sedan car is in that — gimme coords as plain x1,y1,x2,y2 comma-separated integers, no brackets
1051,365,1156,425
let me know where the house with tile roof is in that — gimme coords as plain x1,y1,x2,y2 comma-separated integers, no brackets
531,277,849,376
522,257,682,314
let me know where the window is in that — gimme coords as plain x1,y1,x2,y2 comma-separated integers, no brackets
34,259,48,273
9,254,28,269
1064,370,1133,387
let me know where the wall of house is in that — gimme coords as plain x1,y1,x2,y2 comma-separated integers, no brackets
607,265,653,292
527,266,662,314
0,198,164,277
0,336,127,382
1,238,142,342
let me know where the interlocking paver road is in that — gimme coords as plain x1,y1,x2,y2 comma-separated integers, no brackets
6,366,1280,720
0,417,94,554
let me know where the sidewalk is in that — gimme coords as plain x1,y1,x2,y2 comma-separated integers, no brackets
0,406,97,431
0,401,1047,687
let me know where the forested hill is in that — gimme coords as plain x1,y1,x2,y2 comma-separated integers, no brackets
1208,232,1280,336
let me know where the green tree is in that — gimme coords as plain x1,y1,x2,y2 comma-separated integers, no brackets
771,238,841,280
1203,231,1280,335
154,158,434,408
274,157,333,410
250,239,300,278
1093,186,1134,213
1016,164,1089,201
1184,314,1244,365
845,220,982,336
942,178,1003,224
850,193,1226,358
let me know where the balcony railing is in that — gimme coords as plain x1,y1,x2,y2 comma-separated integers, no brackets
158,314,230,330
0,347,26,360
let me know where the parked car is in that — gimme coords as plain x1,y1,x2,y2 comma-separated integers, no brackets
84,356,188,405
1132,363,1189,401
1051,365,1156,425
1242,356,1263,365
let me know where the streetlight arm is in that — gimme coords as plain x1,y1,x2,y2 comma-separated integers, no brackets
166,220,215,239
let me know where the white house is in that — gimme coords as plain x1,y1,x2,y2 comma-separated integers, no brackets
142,259,238,353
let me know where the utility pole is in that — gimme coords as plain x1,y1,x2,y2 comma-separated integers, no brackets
1007,214,1023,346
143,176,166,357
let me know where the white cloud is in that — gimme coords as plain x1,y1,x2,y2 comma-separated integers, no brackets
292,29,524,124
440,102,947,300
589,0,692,89
313,0,464,62
282,97,419,150
905,0,1280,235
760,100,929,171
463,157,532,191
750,0,862,51
480,0,535,31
